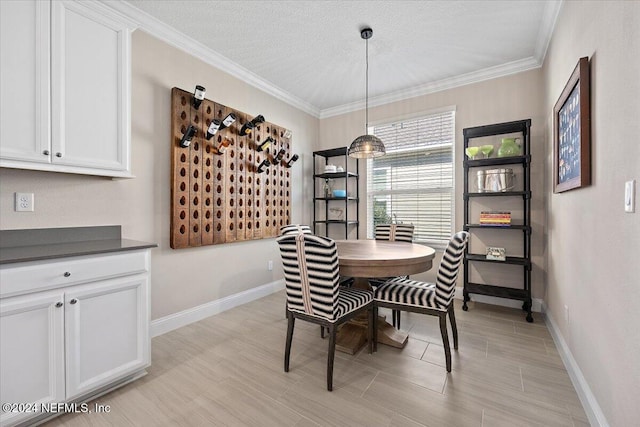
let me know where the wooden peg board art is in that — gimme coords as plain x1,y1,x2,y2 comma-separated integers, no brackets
170,87,292,249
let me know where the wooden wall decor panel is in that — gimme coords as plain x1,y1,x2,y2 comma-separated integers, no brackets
188,106,203,246
253,124,266,240
201,100,216,245
170,87,292,249
170,89,191,249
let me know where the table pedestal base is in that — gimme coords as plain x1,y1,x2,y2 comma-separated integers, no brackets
335,315,408,354
335,278,409,354
376,319,408,349
335,323,367,355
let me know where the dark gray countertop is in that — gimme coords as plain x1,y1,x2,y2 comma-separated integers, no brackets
0,226,157,265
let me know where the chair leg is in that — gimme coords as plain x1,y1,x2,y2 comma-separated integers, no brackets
284,312,295,372
448,304,458,350
327,324,337,391
372,305,378,352
396,310,401,329
438,312,452,372
320,325,325,338
368,305,374,354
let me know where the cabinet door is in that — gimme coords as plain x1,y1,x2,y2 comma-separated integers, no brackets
0,291,65,427
65,275,149,400
51,0,131,174
0,0,50,164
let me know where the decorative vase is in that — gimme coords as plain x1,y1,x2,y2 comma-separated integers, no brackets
465,146,479,160
497,138,521,157
323,179,332,198
480,145,494,158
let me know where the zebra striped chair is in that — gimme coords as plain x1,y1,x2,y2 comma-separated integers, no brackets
371,224,416,328
277,233,374,391
373,231,469,372
374,223,415,243
279,224,313,236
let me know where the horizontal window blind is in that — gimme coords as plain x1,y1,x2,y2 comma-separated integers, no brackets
367,110,454,248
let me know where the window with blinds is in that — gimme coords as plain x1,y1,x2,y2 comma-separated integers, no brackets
367,110,455,248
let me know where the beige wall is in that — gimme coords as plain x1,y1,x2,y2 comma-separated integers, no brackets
2,5,638,422
542,1,640,425
0,30,318,320
319,70,546,295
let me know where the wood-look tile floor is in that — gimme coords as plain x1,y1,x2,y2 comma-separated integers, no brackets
45,292,589,426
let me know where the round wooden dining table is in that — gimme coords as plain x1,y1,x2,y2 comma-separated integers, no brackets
336,239,436,278
334,239,436,353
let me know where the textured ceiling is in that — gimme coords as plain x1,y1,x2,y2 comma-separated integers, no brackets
124,0,559,115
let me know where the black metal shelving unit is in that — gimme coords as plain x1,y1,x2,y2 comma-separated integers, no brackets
313,147,359,239
462,119,533,322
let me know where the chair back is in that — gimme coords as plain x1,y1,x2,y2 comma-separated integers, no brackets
277,233,340,321
434,231,469,307
375,224,414,243
280,224,312,236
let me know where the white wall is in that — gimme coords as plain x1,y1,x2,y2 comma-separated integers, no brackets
0,30,318,320
542,1,640,425
318,70,546,294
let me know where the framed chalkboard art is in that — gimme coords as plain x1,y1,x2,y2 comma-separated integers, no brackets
553,57,591,193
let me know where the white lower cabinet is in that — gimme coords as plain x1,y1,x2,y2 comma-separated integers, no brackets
0,251,150,427
0,291,66,427
65,275,149,400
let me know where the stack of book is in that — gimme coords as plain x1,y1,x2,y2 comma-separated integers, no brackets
480,211,511,226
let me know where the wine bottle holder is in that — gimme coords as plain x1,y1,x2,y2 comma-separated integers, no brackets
170,87,292,249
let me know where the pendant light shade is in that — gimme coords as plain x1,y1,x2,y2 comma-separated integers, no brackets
348,134,386,158
348,27,385,159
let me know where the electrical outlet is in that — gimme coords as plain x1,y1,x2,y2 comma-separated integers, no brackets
564,305,569,324
15,193,34,212
268,260,273,271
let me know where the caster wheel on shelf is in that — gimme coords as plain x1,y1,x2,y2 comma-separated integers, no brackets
526,313,534,323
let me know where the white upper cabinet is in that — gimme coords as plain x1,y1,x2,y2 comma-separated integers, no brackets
0,0,134,177
0,0,51,164
51,0,131,174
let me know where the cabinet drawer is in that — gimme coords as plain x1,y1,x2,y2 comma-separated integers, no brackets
0,251,148,298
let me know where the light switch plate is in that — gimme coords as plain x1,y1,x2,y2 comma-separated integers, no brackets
625,180,636,213
15,192,34,212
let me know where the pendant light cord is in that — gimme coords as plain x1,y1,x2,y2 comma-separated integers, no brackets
365,36,369,134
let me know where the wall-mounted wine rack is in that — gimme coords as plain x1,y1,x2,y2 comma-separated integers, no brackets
170,87,292,249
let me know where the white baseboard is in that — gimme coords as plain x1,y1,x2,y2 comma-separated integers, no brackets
150,279,285,337
454,286,543,312
543,304,609,427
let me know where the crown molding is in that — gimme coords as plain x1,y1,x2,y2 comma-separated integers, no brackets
535,0,564,63
104,1,560,122
320,56,542,119
103,1,321,118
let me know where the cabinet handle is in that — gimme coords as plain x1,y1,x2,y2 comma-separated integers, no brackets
43,150,50,155
70,299,78,305
55,302,63,308
56,152,63,158
64,272,71,277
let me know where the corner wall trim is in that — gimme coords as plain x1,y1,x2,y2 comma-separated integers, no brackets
150,279,285,338
543,303,610,427
102,2,320,118
320,57,541,119
454,287,543,313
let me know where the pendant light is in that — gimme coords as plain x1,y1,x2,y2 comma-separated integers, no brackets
348,27,385,158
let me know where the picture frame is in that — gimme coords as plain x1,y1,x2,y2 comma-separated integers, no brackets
486,247,506,261
553,57,591,193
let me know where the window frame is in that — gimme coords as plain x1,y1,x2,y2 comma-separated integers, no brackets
366,108,456,250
